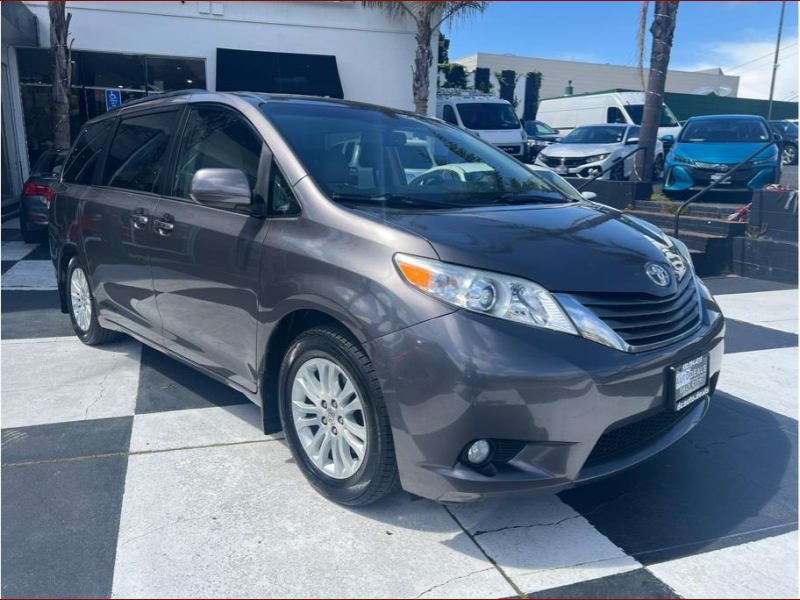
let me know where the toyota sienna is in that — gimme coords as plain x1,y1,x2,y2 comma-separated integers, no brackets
50,91,724,505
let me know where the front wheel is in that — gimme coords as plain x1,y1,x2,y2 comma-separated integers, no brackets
781,143,797,166
652,155,665,181
279,325,399,506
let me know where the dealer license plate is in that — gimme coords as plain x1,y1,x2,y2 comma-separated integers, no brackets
671,354,709,411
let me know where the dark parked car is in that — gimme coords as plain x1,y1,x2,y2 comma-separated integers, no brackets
769,120,798,165
50,91,724,505
19,149,68,242
522,119,560,161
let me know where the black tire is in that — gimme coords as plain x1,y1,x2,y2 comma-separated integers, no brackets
65,256,119,345
19,206,41,244
652,154,665,181
278,325,399,506
780,143,797,166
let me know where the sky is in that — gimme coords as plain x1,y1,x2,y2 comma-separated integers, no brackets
443,1,798,101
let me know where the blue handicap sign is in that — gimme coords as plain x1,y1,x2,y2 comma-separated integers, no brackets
105,89,122,111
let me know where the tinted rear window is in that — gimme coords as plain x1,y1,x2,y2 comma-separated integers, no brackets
62,120,113,185
680,118,770,143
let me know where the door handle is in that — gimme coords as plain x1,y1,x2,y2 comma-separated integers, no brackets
153,214,174,235
130,209,149,229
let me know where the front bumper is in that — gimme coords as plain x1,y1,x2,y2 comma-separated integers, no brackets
664,162,778,192
365,294,724,502
535,156,612,178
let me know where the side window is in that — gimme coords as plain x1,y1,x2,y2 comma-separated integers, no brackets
607,107,625,124
62,120,112,185
173,106,263,200
269,162,300,216
442,105,458,125
102,111,178,193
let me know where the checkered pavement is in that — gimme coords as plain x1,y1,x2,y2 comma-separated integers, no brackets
2,216,798,599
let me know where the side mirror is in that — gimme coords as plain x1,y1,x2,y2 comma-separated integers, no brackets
660,134,674,143
625,137,639,145
190,168,251,206
554,136,563,143
774,133,783,144
581,191,597,201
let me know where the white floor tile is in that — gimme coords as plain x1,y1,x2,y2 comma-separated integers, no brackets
715,290,798,333
718,347,798,419
648,531,798,599
1,337,141,428
112,443,515,599
449,494,639,593
1,241,40,261
129,404,282,453
2,260,57,290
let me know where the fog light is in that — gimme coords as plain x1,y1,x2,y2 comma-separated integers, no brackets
466,439,492,465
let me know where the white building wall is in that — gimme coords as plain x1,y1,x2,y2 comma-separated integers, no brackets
22,1,437,114
453,52,740,113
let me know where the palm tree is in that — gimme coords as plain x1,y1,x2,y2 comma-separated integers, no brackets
49,1,73,150
362,2,487,114
633,1,680,183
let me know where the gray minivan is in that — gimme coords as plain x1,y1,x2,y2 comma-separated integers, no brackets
50,91,725,505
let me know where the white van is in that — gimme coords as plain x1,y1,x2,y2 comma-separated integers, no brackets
436,91,527,160
536,90,682,141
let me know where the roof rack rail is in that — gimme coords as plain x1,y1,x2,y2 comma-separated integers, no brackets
110,88,206,111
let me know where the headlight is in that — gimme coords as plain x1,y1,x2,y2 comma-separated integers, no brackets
752,151,778,165
586,153,610,162
394,254,577,335
673,153,696,166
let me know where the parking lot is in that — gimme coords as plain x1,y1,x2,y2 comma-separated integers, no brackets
1,215,797,599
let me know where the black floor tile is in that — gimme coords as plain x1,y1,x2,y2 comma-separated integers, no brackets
1,290,74,339
525,568,680,599
559,392,798,565
1,228,22,242
703,276,796,295
135,344,249,414
1,456,128,598
22,244,52,261
1,260,16,274
2,416,133,464
725,318,798,354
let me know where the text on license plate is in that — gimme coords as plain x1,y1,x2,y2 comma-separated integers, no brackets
673,354,709,411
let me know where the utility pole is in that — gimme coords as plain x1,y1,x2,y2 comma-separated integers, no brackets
767,0,786,120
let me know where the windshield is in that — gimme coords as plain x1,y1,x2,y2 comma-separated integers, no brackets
680,118,771,143
625,104,679,127
523,120,557,136
562,126,626,144
456,102,520,130
261,100,570,209
771,121,798,135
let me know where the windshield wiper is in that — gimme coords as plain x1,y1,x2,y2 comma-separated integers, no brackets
331,193,462,209
494,191,572,205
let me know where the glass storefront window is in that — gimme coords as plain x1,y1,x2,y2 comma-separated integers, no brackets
16,48,205,166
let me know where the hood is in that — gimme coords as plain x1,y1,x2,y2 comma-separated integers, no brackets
470,129,524,144
673,141,776,163
542,143,619,157
358,203,681,295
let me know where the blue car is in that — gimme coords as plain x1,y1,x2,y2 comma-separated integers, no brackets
662,114,781,198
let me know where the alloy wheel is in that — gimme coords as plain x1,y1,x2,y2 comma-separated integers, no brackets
290,357,367,479
781,145,796,165
70,267,92,332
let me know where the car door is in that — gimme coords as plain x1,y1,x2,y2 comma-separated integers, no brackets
149,103,270,392
82,108,180,346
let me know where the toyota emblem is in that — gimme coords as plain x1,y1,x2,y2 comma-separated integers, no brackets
645,263,671,287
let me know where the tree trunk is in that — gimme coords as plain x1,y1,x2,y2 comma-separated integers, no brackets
633,0,679,183
412,15,434,114
49,1,72,150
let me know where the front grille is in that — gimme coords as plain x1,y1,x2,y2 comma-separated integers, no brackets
541,155,589,168
569,275,701,350
584,407,692,467
689,166,759,185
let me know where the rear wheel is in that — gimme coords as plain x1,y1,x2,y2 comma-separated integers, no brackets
66,257,119,345
19,206,41,244
279,325,398,506
652,154,665,181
